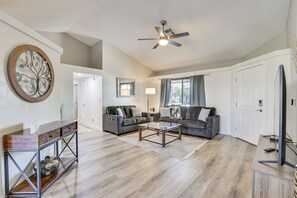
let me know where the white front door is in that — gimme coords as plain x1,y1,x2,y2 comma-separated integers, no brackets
236,65,265,145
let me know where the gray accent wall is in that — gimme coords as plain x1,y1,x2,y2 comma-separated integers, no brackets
39,31,102,69
90,41,103,69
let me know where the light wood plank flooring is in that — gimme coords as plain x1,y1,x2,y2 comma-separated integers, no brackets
44,128,256,198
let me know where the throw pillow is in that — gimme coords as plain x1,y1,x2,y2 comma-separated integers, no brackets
171,106,182,119
132,107,142,117
124,106,133,118
198,108,211,122
160,107,171,117
116,107,124,117
186,107,201,120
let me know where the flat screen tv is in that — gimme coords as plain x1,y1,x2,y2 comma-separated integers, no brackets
259,65,295,168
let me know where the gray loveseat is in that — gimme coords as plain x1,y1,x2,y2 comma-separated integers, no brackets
156,106,220,139
103,105,149,135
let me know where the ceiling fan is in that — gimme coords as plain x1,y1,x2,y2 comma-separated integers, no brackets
138,20,190,49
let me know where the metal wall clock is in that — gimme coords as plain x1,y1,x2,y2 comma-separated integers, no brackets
7,45,55,102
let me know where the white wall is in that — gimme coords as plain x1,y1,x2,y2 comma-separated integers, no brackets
153,59,242,76
102,41,152,111
286,0,297,142
39,31,91,67
0,10,63,196
243,31,287,61
205,70,232,136
287,0,297,48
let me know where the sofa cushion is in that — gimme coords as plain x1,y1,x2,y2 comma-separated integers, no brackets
116,108,124,117
106,106,117,115
185,106,202,120
135,116,147,124
124,106,134,118
178,119,206,129
106,106,126,117
160,107,171,117
132,107,142,117
180,106,188,120
159,117,178,123
170,105,182,119
198,108,211,122
122,118,137,126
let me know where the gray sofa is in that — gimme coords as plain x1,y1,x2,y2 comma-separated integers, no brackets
156,106,220,139
103,105,149,135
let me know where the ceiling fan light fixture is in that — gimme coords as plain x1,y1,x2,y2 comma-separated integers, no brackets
159,38,168,46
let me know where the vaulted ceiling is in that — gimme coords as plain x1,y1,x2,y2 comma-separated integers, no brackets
0,0,291,71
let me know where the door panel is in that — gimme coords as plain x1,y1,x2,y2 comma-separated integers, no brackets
78,80,87,125
236,65,265,145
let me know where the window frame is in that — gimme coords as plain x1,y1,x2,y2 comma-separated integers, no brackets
169,77,190,106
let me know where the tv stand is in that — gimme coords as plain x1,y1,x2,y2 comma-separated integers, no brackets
258,160,297,168
253,135,297,197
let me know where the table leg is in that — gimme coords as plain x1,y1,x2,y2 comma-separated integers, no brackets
4,151,9,197
139,127,142,141
162,130,165,147
36,150,41,198
179,127,182,140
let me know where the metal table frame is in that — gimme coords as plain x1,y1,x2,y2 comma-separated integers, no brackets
139,123,181,147
4,131,78,198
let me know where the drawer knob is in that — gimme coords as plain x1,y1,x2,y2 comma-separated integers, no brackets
49,135,53,138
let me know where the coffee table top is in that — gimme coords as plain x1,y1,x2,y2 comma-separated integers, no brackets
138,122,181,131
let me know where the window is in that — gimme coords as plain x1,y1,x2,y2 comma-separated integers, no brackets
169,78,190,105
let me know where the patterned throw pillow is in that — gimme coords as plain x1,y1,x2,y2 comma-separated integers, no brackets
171,106,182,119
132,107,142,117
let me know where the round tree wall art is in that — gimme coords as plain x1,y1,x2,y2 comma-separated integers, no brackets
7,45,55,102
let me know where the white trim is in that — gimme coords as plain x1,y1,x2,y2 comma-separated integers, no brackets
62,63,103,76
0,9,63,54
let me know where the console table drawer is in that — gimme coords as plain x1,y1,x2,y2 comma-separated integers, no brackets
39,129,61,145
62,122,77,135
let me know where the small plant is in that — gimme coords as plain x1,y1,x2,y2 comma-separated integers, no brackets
60,104,64,120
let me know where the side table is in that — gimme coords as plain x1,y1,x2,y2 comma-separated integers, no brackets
142,112,159,122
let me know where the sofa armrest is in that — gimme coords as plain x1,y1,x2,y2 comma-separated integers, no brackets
206,115,220,138
103,114,123,135
141,112,150,122
154,113,161,122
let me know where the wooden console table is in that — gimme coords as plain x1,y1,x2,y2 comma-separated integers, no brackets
253,135,297,198
3,120,78,198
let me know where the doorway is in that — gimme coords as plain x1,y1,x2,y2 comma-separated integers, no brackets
73,72,102,132
235,65,265,145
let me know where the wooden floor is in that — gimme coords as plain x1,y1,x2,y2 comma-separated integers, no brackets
43,127,256,198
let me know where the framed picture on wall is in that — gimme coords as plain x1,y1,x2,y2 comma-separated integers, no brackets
7,44,55,102
116,78,135,97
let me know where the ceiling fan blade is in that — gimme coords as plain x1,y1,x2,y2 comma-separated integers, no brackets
138,38,159,40
155,27,165,37
169,40,182,47
152,43,160,49
169,32,190,39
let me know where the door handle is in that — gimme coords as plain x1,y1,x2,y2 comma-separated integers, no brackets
256,109,263,112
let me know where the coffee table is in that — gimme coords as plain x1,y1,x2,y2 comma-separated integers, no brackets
138,122,182,147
